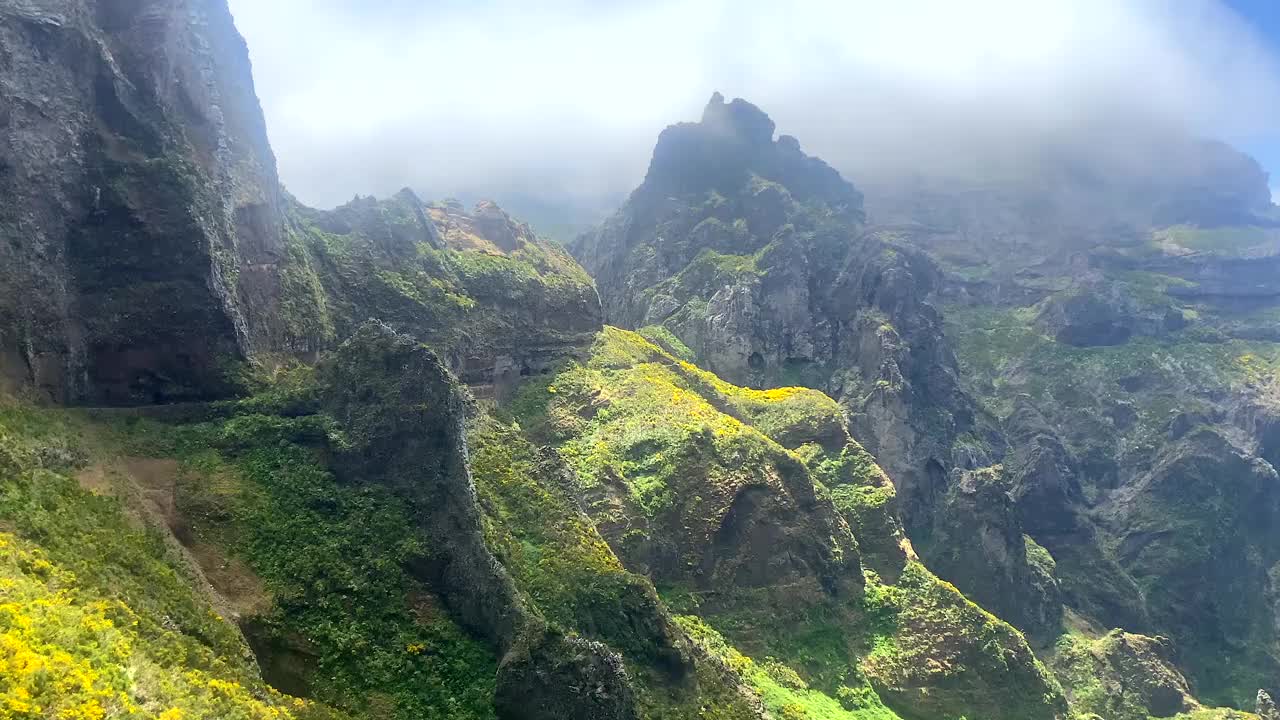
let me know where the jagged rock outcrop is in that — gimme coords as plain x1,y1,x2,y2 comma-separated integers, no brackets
286,192,602,395
997,400,1151,633
567,95,1084,661
926,464,1063,640
0,1,602,406
1260,690,1280,720
317,322,636,720
0,0,287,404
876,125,1280,707
513,328,1069,720
517,328,865,613
1036,281,1192,347
1102,427,1280,695
571,94,1008,597
1053,630,1199,720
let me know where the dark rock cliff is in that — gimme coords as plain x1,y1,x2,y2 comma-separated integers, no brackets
0,0,286,404
317,322,636,720
284,192,602,396
0,1,602,407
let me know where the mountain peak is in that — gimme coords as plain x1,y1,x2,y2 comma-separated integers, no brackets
701,91,776,146
640,94,859,211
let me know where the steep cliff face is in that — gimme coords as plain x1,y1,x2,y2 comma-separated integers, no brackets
0,1,603,407
5,1,1279,717
0,0,286,404
572,94,985,556
315,323,637,720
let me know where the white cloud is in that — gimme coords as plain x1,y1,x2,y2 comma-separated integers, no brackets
227,0,1280,209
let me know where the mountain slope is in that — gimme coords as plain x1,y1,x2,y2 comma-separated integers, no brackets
885,148,1280,706
1,2,1277,719
571,93,1056,639
571,92,1280,716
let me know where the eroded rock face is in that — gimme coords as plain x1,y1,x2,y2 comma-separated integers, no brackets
1259,690,1280,720
515,328,1069,720
0,0,286,404
494,633,636,720
317,322,637,720
572,93,985,566
927,465,1064,640
1103,428,1280,691
287,192,603,394
1054,630,1198,720
1,2,604,407
872,126,1280,705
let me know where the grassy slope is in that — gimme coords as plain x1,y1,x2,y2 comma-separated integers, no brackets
0,385,498,720
0,402,333,719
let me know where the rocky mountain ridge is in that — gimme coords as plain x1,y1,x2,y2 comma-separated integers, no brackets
1,2,1278,720
573,91,1280,715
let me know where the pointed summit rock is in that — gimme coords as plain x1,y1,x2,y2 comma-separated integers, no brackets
1259,690,1280,720
640,92,859,210
700,91,776,144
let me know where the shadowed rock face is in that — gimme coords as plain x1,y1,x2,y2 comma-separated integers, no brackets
1053,630,1200,720
888,131,1280,705
926,464,1064,640
1101,428,1280,688
0,1,605,407
0,0,287,404
317,322,637,720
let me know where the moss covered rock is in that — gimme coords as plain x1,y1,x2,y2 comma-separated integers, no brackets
279,192,601,396
570,95,981,555
511,327,1068,720
1053,630,1200,719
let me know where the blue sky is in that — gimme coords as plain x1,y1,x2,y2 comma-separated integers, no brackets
1226,0,1280,200
231,0,1280,209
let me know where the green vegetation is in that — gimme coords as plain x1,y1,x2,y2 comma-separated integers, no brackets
0,402,323,719
509,327,1067,720
945,291,1280,709
1047,630,1242,720
945,304,1280,437
278,195,598,365
638,325,696,363
0,380,498,720
469,415,768,719
646,249,762,311
279,229,338,348
1154,225,1277,255
511,327,838,517
148,413,497,719
0,530,311,720
860,563,1068,720
469,417,638,652
675,616,901,720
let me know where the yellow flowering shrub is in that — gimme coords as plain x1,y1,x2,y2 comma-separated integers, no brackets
0,532,309,719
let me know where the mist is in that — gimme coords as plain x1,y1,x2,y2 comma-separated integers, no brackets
227,0,1280,213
